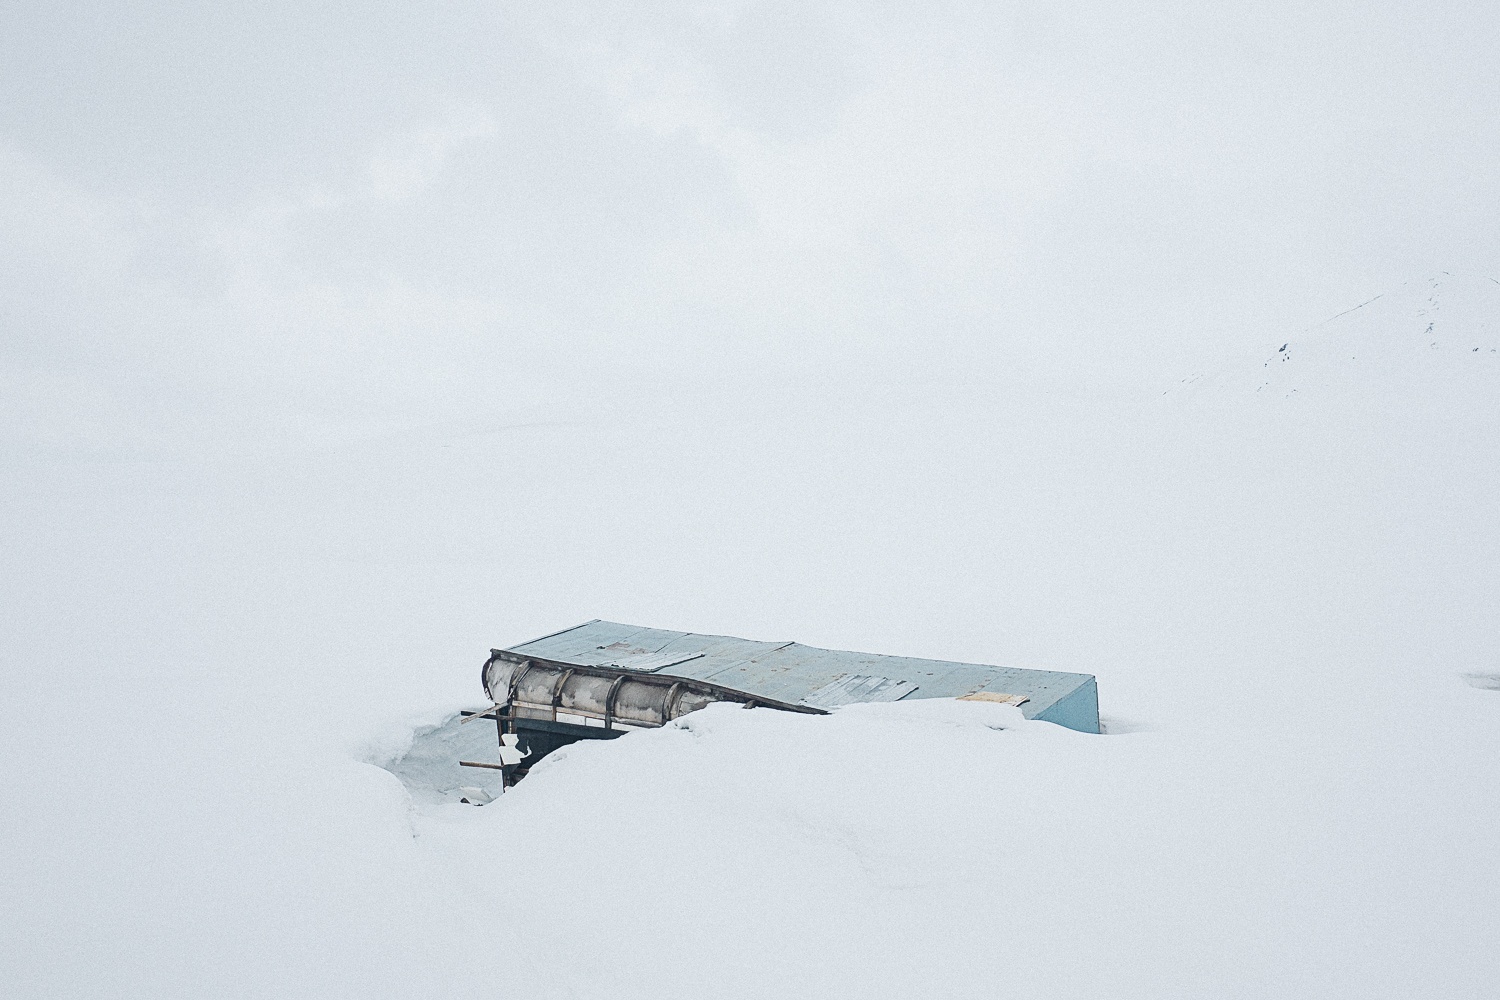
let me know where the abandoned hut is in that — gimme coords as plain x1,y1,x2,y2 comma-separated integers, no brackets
454,620,1099,788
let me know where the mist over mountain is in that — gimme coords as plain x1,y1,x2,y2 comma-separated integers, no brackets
1173,272,1500,401
4,2,1499,453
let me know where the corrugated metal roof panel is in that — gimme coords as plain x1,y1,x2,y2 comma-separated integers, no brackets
509,624,791,676
800,674,919,709
504,621,1099,733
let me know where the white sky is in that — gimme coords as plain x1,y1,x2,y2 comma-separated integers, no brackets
3,2,1499,451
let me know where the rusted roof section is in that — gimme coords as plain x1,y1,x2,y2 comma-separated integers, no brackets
503,621,1100,733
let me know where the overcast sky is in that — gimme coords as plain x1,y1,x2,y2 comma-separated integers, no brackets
3,1,1498,453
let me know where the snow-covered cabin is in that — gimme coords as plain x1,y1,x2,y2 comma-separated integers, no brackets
468,620,1099,783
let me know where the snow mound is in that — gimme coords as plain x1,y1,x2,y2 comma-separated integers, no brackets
375,711,508,807
417,686,1498,997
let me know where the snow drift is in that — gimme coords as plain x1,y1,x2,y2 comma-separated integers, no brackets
6,271,1497,998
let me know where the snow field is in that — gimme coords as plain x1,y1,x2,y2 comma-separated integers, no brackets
10,275,1497,996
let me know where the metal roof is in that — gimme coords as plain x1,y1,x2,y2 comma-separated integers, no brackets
503,620,1099,733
